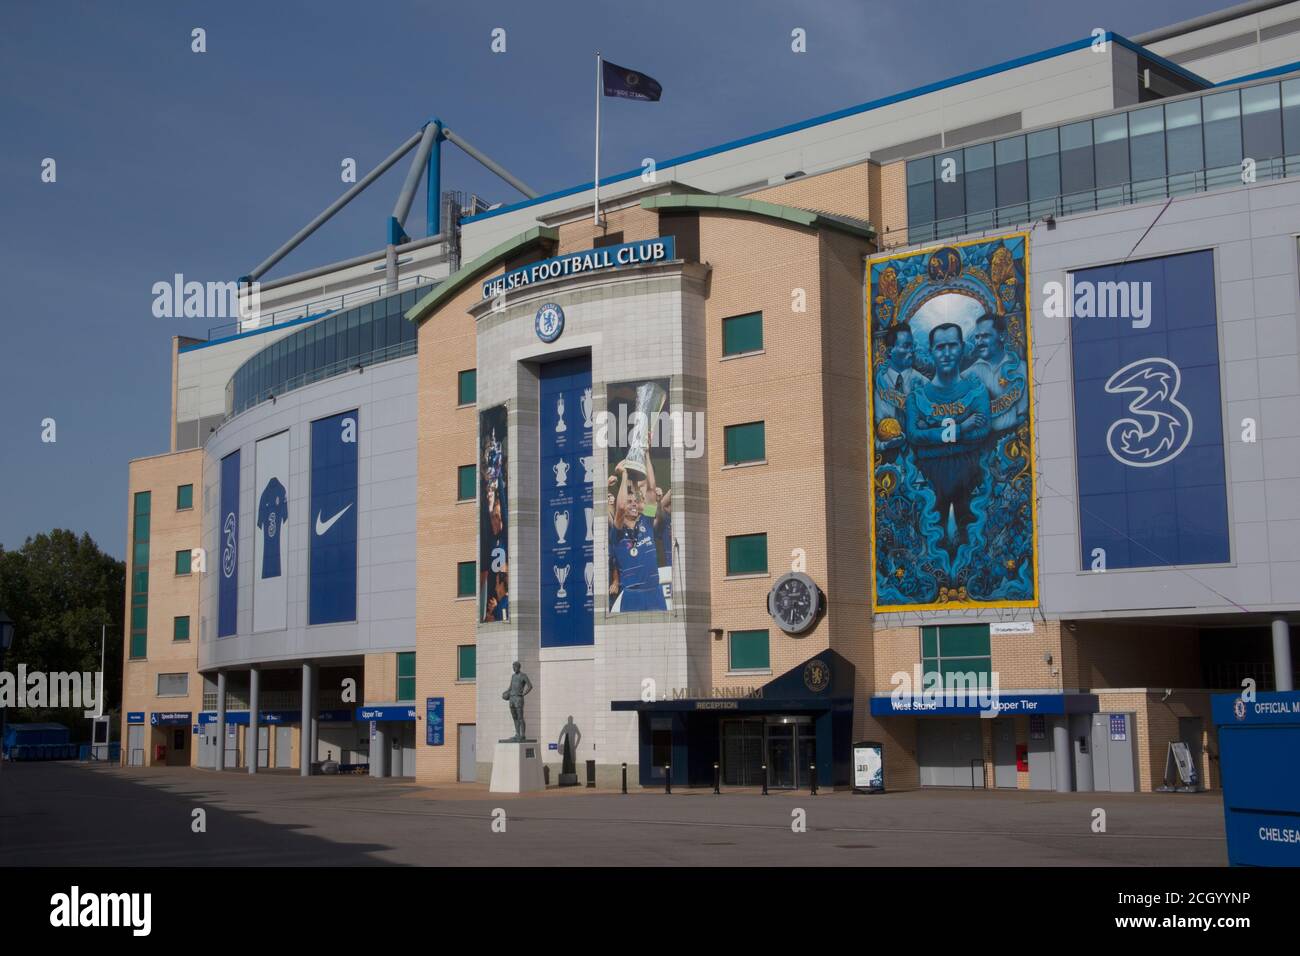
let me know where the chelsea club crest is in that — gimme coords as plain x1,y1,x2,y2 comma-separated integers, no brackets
535,302,564,343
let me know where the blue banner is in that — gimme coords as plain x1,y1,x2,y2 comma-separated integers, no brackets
150,711,192,726
126,712,145,725
309,410,359,624
218,450,240,637
479,405,509,622
356,705,417,722
1070,249,1229,570
427,697,444,746
540,357,594,647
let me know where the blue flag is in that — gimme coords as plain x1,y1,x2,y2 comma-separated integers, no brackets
602,60,662,102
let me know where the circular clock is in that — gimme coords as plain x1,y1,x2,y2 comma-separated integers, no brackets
767,572,822,634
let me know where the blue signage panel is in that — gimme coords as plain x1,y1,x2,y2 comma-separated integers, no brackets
869,693,1097,717
426,697,444,746
481,236,675,300
1213,691,1300,866
218,450,240,637
309,410,359,624
356,705,417,722
126,712,145,725
1070,249,1229,570
150,711,192,727
198,708,353,726
539,357,594,648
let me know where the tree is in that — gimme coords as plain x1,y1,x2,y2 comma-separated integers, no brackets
0,530,125,730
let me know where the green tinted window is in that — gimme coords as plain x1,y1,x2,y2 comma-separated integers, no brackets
173,616,190,641
133,542,149,567
922,627,938,658
456,561,476,597
729,630,770,670
939,624,990,658
397,651,415,701
726,533,767,575
175,550,191,575
131,606,148,630
458,369,477,405
134,491,151,516
457,645,477,681
133,513,150,543
457,465,476,501
724,422,766,465
176,484,193,510
129,632,147,660
723,312,763,356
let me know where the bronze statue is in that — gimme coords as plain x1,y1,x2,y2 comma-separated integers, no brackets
500,661,534,741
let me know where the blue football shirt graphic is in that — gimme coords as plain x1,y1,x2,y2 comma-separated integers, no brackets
257,476,288,579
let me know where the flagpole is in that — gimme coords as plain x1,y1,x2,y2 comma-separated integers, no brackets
98,623,106,718
594,51,602,226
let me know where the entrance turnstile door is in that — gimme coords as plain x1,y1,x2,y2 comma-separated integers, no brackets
198,725,217,768
1090,713,1138,792
223,723,239,769
992,719,1017,788
256,726,269,768
127,725,144,766
458,724,477,781
275,726,293,768
401,723,416,778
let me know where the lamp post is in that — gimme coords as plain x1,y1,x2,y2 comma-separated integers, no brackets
0,612,15,772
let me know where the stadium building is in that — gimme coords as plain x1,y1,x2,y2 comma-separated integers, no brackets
123,0,1300,793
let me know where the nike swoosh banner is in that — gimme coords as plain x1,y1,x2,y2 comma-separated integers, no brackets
310,409,359,624
218,450,240,637
602,60,662,101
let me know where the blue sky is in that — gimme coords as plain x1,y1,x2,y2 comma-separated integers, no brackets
0,0,1223,558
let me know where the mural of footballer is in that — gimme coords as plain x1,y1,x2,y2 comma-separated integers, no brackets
867,235,1036,610
479,408,510,622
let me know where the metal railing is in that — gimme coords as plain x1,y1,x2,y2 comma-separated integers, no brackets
205,273,434,340
905,156,1294,245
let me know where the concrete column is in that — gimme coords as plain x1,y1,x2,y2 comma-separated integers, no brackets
1273,618,1294,692
370,723,388,778
1052,718,1072,793
309,662,319,768
300,662,312,777
248,666,259,775
215,671,227,772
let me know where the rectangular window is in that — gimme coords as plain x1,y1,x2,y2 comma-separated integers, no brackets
993,135,1028,226
457,464,476,501
920,624,992,685
963,142,996,231
1283,78,1300,172
726,533,768,575
130,491,150,658
457,645,477,681
1059,121,1095,213
906,157,936,240
722,312,763,356
1242,83,1283,165
157,673,188,697
1026,127,1061,218
1165,97,1204,194
934,149,965,235
729,629,770,671
1093,113,1129,207
724,421,765,465
176,484,193,510
1129,105,1167,202
1203,90,1243,188
174,550,192,575
457,369,477,406
456,560,476,597
173,616,190,642
396,651,415,701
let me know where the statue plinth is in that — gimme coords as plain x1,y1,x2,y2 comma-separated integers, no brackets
489,739,546,793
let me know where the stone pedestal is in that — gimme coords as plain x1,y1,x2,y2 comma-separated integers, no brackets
489,740,546,793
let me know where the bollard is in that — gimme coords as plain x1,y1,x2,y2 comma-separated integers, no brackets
664,764,672,794
810,763,818,796
713,762,720,795
621,762,627,794
761,763,769,796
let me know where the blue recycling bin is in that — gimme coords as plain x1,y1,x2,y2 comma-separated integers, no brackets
1212,690,1300,867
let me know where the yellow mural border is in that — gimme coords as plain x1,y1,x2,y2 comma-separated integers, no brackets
864,231,1040,613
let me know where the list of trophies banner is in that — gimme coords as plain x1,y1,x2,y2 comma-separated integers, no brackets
540,359,595,648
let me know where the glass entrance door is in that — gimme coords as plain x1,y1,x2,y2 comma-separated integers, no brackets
767,724,795,789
